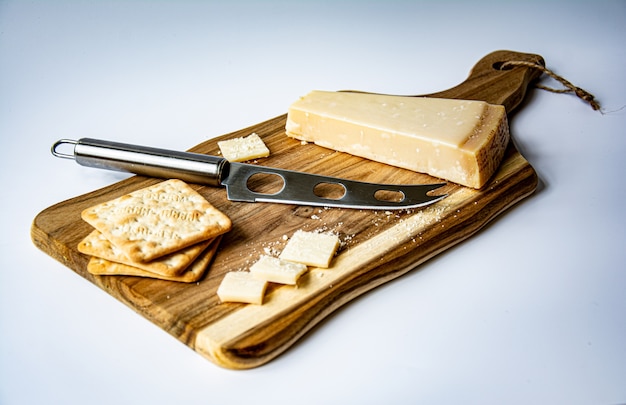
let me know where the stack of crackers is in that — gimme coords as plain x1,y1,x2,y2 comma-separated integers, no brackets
77,179,231,283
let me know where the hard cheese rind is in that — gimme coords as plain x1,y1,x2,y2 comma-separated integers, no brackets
285,90,510,188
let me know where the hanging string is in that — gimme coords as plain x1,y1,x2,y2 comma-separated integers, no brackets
500,60,601,112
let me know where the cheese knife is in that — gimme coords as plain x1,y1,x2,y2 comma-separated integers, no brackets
51,137,446,210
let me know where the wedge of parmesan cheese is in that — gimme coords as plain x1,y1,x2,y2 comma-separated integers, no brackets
279,230,340,268
285,90,510,189
217,133,270,162
250,255,308,285
217,271,268,305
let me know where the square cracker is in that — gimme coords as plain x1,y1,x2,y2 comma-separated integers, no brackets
78,229,211,277
81,179,231,263
87,236,222,283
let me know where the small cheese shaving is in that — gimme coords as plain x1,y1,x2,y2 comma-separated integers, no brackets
279,230,340,268
250,255,307,285
217,133,270,162
217,271,268,305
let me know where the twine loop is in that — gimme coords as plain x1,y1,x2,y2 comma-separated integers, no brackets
500,60,601,111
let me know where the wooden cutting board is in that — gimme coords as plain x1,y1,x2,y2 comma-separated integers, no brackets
31,50,544,369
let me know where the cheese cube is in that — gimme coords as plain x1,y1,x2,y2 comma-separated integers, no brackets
250,255,308,285
217,133,270,162
216,271,268,305
285,91,510,189
279,230,340,268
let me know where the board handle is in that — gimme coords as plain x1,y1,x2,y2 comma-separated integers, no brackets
424,50,545,112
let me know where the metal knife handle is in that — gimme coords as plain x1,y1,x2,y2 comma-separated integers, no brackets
51,138,227,187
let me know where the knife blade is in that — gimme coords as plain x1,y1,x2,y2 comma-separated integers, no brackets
51,138,446,210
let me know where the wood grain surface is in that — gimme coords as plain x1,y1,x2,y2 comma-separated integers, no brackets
31,50,544,369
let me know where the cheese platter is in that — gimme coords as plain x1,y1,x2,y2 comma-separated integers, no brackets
31,50,543,369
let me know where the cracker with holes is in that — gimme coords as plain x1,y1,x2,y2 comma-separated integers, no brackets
87,236,222,283
81,179,231,263
78,229,212,277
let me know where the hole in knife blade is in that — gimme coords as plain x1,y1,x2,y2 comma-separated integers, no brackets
246,172,285,195
313,182,346,200
374,189,405,203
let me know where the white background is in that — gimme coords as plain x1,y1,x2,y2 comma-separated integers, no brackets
1,1,625,404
